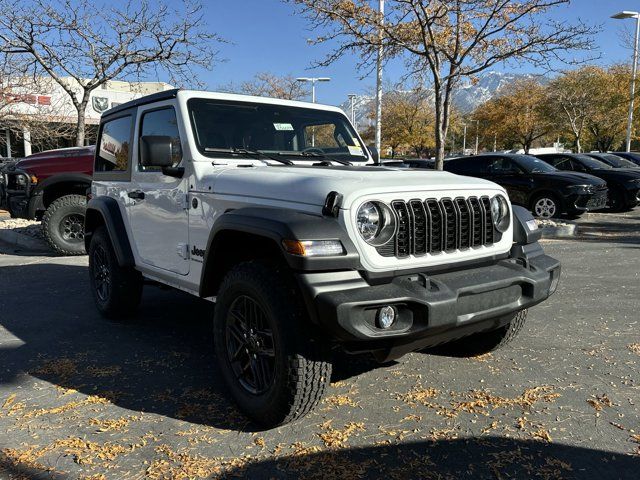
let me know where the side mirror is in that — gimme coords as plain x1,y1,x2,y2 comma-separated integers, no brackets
140,135,176,168
367,145,380,164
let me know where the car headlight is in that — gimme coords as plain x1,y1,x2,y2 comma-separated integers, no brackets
356,201,396,246
566,184,595,194
15,175,27,185
490,195,510,233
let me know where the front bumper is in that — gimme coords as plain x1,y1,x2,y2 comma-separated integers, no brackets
298,244,560,360
566,189,608,213
3,169,41,219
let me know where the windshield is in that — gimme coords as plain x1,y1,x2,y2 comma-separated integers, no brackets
575,154,613,170
188,98,367,162
600,154,637,168
514,155,557,173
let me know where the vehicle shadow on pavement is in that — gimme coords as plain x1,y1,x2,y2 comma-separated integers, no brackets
226,437,638,479
0,263,387,432
572,218,640,245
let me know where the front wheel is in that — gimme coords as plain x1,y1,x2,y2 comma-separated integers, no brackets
434,310,528,357
213,262,331,427
42,194,87,255
532,194,561,219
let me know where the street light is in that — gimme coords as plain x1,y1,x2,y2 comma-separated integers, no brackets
612,10,640,152
375,0,385,155
462,123,467,154
347,93,357,128
295,77,331,103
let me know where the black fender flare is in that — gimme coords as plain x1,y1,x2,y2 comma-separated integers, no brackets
199,207,361,297
84,196,135,266
33,172,93,196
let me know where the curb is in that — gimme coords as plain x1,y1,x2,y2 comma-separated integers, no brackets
0,228,52,253
538,223,577,239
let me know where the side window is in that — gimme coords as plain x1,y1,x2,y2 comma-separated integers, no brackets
139,107,182,171
569,159,586,172
490,157,521,174
95,116,132,172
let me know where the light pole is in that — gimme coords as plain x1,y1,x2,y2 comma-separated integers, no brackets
474,120,479,155
612,11,640,152
347,93,357,128
374,0,384,155
295,77,331,103
462,123,467,154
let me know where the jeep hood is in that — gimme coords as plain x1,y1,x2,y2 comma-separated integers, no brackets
203,165,505,208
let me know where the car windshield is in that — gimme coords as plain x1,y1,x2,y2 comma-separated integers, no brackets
514,155,557,173
575,154,613,170
188,98,367,162
600,154,637,168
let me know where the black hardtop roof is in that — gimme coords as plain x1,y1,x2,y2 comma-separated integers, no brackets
101,88,180,119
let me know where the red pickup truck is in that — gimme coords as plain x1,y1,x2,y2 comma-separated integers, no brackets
2,146,94,255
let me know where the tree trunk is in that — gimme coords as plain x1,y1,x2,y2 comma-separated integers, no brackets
575,137,581,153
75,102,87,147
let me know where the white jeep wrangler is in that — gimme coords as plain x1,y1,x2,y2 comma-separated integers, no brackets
85,89,561,427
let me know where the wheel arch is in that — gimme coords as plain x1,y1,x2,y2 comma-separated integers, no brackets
529,189,565,213
84,196,135,267
35,173,93,209
198,207,360,298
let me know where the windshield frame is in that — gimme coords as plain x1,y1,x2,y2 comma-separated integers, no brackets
186,98,369,163
599,153,638,168
513,155,558,173
574,154,613,170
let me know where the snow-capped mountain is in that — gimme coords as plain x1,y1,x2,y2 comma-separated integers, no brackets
339,71,545,124
453,71,542,112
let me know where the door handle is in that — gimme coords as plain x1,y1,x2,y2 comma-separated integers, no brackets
127,190,145,200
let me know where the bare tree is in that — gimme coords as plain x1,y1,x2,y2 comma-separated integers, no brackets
220,72,308,100
290,0,596,169
0,0,221,146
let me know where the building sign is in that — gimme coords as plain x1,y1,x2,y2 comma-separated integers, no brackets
92,96,110,114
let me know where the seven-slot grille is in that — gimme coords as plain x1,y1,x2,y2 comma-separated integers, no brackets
376,196,495,258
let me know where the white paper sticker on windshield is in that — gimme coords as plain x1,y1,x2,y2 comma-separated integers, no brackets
273,123,294,131
348,145,364,156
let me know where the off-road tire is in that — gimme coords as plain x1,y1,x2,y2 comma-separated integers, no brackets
436,309,528,357
531,193,561,219
213,262,332,427
42,194,87,255
88,226,143,319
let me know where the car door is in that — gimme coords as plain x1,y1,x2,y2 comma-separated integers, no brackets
128,103,190,275
487,157,531,206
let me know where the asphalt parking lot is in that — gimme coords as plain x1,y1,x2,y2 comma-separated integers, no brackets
0,211,639,479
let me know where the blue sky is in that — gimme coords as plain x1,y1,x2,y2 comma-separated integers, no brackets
197,0,636,105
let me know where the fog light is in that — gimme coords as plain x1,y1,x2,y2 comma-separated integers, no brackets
377,306,396,329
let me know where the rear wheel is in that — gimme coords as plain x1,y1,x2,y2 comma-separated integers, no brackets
88,226,143,319
434,310,528,357
532,194,561,219
213,262,332,427
42,194,87,255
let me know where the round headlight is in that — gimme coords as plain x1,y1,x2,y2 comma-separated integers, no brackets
357,201,381,242
490,195,510,233
356,201,397,246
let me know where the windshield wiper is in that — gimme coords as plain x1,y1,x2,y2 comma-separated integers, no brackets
276,151,352,166
204,147,294,165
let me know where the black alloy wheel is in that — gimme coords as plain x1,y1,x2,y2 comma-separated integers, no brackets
92,243,111,302
225,294,276,395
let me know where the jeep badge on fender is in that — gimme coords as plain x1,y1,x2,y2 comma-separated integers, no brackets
84,89,561,428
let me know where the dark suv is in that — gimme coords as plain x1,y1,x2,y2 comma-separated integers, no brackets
536,153,640,211
585,152,640,170
443,154,608,219
2,146,94,255
611,152,640,167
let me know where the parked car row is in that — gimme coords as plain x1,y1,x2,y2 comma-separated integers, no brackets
383,151,640,218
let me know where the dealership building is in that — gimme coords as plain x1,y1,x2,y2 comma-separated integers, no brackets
1,77,172,158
